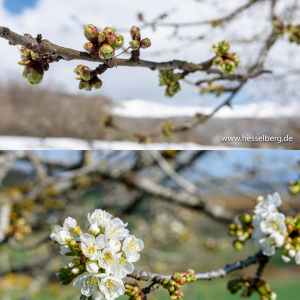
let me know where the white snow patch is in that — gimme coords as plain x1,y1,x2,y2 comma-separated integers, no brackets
0,136,251,150
111,99,299,119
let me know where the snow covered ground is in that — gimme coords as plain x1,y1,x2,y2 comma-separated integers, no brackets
111,100,299,119
0,136,251,150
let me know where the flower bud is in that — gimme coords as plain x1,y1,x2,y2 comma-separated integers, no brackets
91,77,103,90
228,223,236,231
290,185,300,195
185,269,195,277
169,287,175,293
162,278,169,287
68,259,80,269
27,77,35,86
172,273,181,281
84,24,99,42
288,249,296,258
88,223,101,235
213,56,223,67
79,80,90,90
30,51,40,61
83,42,95,53
74,65,86,75
18,60,31,66
22,68,29,79
130,26,141,40
103,27,115,37
178,277,186,285
234,240,244,251
71,265,84,275
242,213,252,224
107,34,117,46
222,60,236,75
99,44,115,59
98,32,106,44
81,70,92,81
218,40,230,54
20,46,31,60
175,283,181,289
141,38,151,49
27,69,43,85
165,83,181,98
130,40,140,51
111,34,124,50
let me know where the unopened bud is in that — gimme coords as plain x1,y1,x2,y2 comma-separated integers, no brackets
91,77,103,90
30,51,40,60
243,213,252,224
84,24,99,42
218,40,230,54
141,38,151,48
27,69,43,85
71,265,84,275
98,32,106,43
130,26,141,40
68,259,80,269
22,68,29,79
107,34,117,46
81,70,92,81
103,27,115,37
79,80,90,90
111,34,124,50
130,40,140,50
88,224,101,235
290,185,300,195
234,240,244,251
99,44,115,59
83,42,95,53
20,46,31,60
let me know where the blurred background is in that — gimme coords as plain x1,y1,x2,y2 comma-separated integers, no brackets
0,0,300,149
0,149,300,300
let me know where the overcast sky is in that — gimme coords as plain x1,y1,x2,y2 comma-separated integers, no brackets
0,0,299,106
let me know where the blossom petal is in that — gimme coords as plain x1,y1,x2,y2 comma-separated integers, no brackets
96,234,108,249
295,251,300,265
80,233,96,246
73,273,90,288
127,252,140,263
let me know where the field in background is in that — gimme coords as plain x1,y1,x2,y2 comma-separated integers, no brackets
0,82,300,149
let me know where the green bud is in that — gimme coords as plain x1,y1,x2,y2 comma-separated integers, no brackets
79,80,90,90
22,68,29,79
165,83,181,98
68,259,80,269
84,24,99,42
130,26,141,40
99,44,115,59
27,77,35,86
141,38,151,49
228,223,236,231
130,40,140,50
28,70,43,84
30,51,40,60
98,32,106,43
91,77,103,90
107,34,117,46
83,42,95,53
61,274,77,285
20,46,31,60
290,184,300,195
242,213,252,224
221,60,236,75
111,34,124,50
234,240,244,251
81,70,92,81
218,40,230,54
18,60,31,66
169,287,175,293
103,27,115,37
213,56,223,67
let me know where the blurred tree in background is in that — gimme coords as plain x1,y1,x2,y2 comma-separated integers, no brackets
0,150,300,300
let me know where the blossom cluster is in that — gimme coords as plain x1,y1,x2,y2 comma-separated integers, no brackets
158,69,181,98
228,275,277,300
129,26,151,51
74,65,103,91
211,40,241,75
229,192,300,264
50,209,144,300
17,46,46,86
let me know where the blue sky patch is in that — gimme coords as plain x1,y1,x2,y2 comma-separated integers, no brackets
4,0,39,14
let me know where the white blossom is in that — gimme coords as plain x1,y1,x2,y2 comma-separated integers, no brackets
50,227,71,245
107,239,121,253
98,247,118,274
104,218,129,240
80,233,108,260
74,272,107,298
260,212,287,235
90,224,101,235
88,209,113,227
63,217,77,230
100,275,125,300
254,193,282,218
288,249,296,258
257,232,285,256
86,261,100,274
111,253,134,279
123,235,144,262
59,245,71,255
